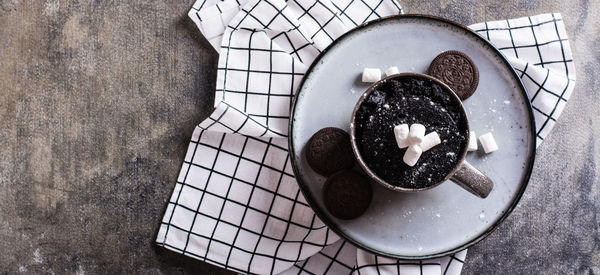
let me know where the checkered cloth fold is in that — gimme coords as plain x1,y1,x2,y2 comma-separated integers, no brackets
155,0,575,273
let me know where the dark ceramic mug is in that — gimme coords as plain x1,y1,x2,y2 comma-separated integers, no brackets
349,73,494,198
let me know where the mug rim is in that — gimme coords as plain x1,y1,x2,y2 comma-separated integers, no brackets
349,72,470,192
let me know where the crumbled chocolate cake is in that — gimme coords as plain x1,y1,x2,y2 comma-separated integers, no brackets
355,77,469,189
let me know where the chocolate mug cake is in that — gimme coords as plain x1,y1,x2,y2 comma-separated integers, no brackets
353,75,469,189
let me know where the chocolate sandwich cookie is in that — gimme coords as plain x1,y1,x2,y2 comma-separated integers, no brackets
306,127,355,177
323,169,372,220
427,50,479,100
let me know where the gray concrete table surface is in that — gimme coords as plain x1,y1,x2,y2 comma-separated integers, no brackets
0,0,598,274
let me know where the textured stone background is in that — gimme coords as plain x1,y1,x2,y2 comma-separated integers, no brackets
0,0,598,274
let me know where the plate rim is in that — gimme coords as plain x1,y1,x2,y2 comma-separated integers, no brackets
288,14,536,259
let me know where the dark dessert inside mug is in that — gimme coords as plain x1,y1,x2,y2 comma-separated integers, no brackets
354,75,469,189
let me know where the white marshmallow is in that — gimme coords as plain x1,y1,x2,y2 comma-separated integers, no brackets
468,131,478,151
394,124,410,148
403,145,423,167
385,66,400,77
479,132,499,153
420,131,441,152
408,124,426,145
362,68,381,83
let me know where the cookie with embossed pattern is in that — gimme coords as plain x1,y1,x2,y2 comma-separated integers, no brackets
323,169,372,220
306,127,354,177
427,50,479,100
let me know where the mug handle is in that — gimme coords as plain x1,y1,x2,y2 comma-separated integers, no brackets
450,161,494,198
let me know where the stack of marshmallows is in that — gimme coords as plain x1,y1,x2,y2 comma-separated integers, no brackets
394,124,440,167
394,124,499,166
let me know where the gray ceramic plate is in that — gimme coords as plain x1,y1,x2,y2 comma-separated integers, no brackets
289,15,535,259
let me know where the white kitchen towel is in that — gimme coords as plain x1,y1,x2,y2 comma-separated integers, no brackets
156,0,575,273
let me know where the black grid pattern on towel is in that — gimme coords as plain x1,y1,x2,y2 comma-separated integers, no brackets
282,240,357,274
281,240,467,275
189,0,247,49
209,0,403,137
470,13,576,145
157,125,339,274
440,250,467,275
351,249,444,275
